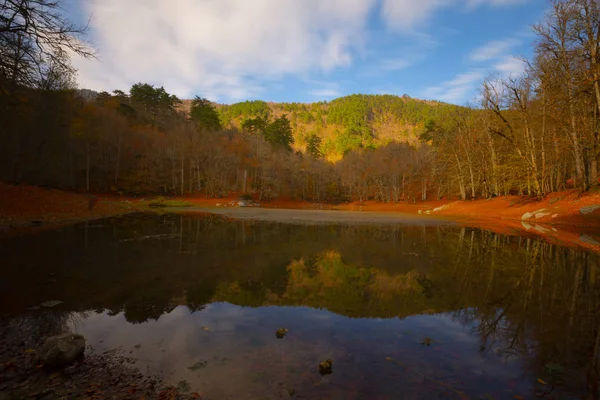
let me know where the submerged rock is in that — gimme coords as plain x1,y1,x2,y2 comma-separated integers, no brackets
276,328,289,339
318,359,333,375
38,333,86,368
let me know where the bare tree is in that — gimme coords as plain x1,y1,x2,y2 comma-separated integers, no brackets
0,0,93,89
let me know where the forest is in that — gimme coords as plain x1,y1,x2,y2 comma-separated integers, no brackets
1,0,599,203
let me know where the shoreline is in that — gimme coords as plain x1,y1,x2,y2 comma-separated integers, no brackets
171,205,600,253
0,317,200,399
1,182,599,252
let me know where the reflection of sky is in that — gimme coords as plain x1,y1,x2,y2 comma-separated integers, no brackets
70,303,534,400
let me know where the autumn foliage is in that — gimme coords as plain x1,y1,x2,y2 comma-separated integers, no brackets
1,0,599,204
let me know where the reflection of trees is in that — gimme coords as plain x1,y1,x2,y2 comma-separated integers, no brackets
122,299,176,324
186,280,218,312
215,250,431,318
209,222,600,395
2,213,600,394
449,236,600,396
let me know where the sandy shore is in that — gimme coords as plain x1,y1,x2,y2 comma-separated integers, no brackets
172,205,600,253
176,206,456,226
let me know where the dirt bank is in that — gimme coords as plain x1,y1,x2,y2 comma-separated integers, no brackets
178,189,600,228
0,182,144,235
335,190,600,226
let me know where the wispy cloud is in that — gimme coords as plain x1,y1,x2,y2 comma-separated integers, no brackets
466,0,528,9
494,56,527,78
72,0,533,102
310,89,341,97
469,39,520,62
73,0,377,102
380,58,412,71
309,81,342,98
380,0,530,31
380,0,447,31
422,70,484,104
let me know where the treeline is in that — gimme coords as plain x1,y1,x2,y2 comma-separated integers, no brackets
427,0,600,196
1,0,598,201
0,81,434,201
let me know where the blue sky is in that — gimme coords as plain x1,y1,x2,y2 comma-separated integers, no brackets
68,0,548,105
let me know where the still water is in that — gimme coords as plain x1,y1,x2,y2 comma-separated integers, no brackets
1,213,598,399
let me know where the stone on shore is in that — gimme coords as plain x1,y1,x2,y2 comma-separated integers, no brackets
38,333,86,368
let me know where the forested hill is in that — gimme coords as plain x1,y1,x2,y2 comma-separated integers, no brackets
181,95,464,160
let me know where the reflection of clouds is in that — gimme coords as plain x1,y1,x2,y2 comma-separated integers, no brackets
200,302,262,332
412,313,476,343
70,303,533,399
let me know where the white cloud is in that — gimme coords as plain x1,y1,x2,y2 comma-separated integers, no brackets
309,81,341,98
72,0,531,102
380,0,448,31
422,70,484,104
466,0,527,8
494,56,527,78
470,39,520,62
73,0,376,102
380,0,529,31
380,58,411,71
311,89,341,97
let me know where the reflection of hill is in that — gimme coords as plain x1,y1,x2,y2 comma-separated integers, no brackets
214,251,438,318
1,213,599,394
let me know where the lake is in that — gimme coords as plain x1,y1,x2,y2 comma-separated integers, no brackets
0,212,598,399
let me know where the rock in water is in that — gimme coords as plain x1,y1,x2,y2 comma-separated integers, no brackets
276,328,289,339
319,359,333,375
38,333,86,367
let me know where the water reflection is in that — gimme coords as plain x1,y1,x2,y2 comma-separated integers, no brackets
0,213,598,399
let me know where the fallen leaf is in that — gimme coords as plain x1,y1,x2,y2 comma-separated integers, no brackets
537,378,548,385
24,348,36,354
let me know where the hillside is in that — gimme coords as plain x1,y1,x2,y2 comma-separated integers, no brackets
181,94,464,161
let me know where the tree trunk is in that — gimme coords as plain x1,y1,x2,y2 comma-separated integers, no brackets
180,150,184,196
69,138,75,189
454,153,466,200
114,134,121,186
86,142,90,192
